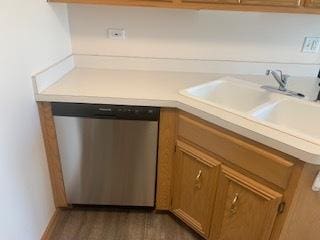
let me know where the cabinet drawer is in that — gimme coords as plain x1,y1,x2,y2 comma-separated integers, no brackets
177,112,295,189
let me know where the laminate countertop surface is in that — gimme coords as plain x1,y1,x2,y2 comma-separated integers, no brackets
35,67,320,164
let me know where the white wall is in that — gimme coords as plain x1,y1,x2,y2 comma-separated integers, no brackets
69,5,320,65
0,4,319,239
0,1,71,239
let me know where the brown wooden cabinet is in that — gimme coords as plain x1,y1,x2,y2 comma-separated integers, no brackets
182,0,301,5
210,166,283,240
171,140,220,238
48,0,320,14
49,0,174,5
39,104,319,240
182,0,240,4
172,111,300,240
305,0,320,7
240,0,300,7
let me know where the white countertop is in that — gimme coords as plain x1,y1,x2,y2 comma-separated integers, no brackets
35,67,320,165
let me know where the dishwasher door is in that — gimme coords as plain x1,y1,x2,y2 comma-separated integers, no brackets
54,116,158,207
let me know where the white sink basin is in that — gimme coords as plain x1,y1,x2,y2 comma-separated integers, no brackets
181,77,320,144
180,78,272,112
251,99,320,139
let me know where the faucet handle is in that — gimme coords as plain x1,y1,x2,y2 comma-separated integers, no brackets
282,74,290,83
266,69,271,76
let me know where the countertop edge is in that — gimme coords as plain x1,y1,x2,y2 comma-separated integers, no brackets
35,92,320,165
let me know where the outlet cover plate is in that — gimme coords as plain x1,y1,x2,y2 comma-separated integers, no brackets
302,37,320,53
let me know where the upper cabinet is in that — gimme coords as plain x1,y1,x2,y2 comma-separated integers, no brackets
182,0,240,4
240,0,301,7
48,0,174,4
48,0,320,13
305,0,320,8
183,0,301,7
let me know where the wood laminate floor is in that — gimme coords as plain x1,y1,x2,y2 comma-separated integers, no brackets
50,207,203,240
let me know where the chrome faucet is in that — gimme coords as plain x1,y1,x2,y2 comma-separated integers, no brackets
266,69,290,91
262,69,305,98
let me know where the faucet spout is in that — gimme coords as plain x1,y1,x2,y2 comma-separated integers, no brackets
263,69,304,98
266,69,289,91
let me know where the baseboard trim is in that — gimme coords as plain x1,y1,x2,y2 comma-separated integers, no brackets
41,209,60,240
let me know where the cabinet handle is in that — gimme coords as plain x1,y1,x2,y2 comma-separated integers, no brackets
196,170,202,181
230,193,239,215
195,170,202,189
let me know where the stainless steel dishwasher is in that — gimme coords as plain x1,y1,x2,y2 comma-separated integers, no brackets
52,102,160,207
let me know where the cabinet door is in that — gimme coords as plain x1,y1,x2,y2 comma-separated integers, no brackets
171,141,220,238
305,0,320,7
211,166,283,240
240,0,301,7
182,0,240,4
138,0,171,1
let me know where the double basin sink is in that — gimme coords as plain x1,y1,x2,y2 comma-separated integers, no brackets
180,77,320,143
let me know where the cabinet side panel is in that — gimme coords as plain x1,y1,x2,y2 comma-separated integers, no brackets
269,161,304,240
156,108,177,210
38,102,68,208
279,163,320,240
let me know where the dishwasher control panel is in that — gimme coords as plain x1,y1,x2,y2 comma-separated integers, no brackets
52,102,160,121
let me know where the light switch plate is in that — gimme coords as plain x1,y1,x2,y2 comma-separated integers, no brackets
302,37,320,53
107,28,126,40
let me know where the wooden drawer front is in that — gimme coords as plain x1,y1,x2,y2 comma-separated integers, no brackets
182,0,240,4
211,166,283,240
241,0,301,7
305,0,320,7
178,113,294,189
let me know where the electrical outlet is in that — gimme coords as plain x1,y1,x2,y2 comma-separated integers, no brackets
302,37,320,53
107,28,126,40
